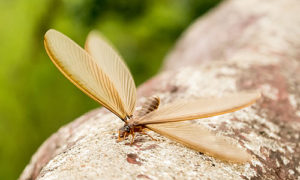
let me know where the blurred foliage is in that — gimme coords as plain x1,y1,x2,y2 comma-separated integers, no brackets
0,0,221,179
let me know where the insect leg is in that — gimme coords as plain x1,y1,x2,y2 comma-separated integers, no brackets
130,130,135,145
140,129,157,141
117,131,124,142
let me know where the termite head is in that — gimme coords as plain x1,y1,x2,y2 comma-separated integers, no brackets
118,124,131,138
118,115,135,140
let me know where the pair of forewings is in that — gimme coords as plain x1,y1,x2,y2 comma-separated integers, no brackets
44,29,260,163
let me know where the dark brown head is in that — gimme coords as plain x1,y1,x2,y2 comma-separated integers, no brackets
118,124,131,138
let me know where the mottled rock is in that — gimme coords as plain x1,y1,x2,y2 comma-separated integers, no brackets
20,0,300,179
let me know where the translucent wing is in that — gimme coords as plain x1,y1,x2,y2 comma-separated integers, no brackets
146,121,251,162
85,31,136,116
136,91,260,125
44,29,127,119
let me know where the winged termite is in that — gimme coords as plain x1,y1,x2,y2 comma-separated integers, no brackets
44,29,261,163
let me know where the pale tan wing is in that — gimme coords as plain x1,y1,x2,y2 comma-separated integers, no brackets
136,91,260,125
85,31,136,116
146,121,251,162
44,29,127,119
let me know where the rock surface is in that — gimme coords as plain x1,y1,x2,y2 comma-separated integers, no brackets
20,0,300,179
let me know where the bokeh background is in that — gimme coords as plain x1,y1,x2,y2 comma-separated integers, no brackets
0,0,221,179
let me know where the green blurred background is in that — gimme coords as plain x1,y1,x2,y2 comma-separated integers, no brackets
0,0,221,179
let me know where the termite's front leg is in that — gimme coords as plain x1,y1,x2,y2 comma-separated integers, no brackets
117,131,124,142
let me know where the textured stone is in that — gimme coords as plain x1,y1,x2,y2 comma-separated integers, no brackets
20,0,300,179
